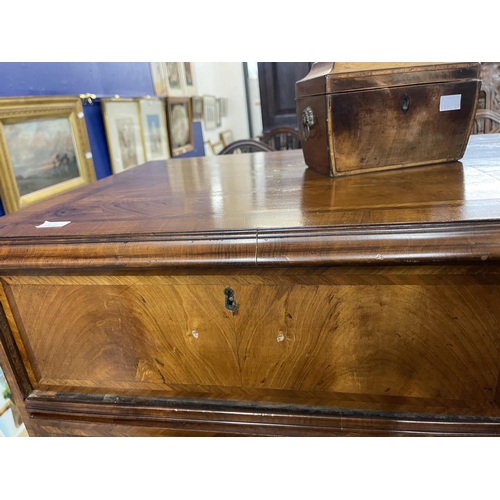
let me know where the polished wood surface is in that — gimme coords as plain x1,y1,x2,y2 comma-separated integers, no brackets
0,135,499,268
1,135,500,436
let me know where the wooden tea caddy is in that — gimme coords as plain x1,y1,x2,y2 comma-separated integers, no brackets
295,62,481,176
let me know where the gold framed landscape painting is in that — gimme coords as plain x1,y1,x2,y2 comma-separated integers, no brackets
0,96,96,214
101,98,146,174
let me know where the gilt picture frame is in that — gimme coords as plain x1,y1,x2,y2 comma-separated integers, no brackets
0,96,96,213
138,98,170,161
166,97,194,157
102,98,146,174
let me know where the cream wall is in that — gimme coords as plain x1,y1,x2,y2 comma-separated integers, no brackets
193,62,253,155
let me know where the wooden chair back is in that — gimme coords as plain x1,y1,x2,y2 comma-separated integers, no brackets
260,127,301,150
219,139,274,155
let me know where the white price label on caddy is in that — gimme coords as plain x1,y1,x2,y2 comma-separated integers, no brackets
440,94,461,112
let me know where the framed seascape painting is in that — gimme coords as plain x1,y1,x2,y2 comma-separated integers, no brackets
138,98,170,161
165,62,185,97
181,62,197,96
166,97,194,157
102,99,146,174
0,96,96,213
203,95,217,130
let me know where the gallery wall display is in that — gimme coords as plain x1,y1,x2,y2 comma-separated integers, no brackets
203,95,217,130
0,96,96,213
150,62,198,98
138,98,170,161
166,97,194,157
102,98,146,173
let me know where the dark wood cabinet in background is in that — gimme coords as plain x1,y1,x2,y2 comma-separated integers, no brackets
258,62,312,133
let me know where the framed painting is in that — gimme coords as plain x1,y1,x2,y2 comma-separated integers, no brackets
181,62,197,96
166,97,194,157
203,95,217,130
220,129,234,147
191,96,203,121
210,141,224,155
215,98,222,127
138,98,170,161
165,62,185,97
219,98,229,117
102,99,146,174
150,62,168,96
0,96,96,213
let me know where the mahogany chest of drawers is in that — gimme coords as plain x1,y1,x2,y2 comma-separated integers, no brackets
1,134,500,436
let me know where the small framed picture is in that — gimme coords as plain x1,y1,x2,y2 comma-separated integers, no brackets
102,99,146,174
150,62,168,96
166,97,194,157
165,62,185,97
182,62,197,96
210,141,224,155
203,95,217,130
215,99,222,127
220,129,234,147
219,98,229,117
0,96,96,213
191,96,203,121
138,98,170,161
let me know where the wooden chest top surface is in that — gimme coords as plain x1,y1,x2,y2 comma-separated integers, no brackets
0,134,499,268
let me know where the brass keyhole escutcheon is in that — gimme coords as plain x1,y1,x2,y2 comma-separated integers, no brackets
401,94,411,113
224,287,238,312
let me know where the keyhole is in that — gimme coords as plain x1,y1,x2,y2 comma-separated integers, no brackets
224,287,238,312
401,95,410,113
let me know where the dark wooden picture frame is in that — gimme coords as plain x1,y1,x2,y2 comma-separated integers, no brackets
166,97,194,157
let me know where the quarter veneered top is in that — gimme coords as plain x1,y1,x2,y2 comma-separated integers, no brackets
296,62,481,97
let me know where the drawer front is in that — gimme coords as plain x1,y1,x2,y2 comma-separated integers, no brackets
3,274,500,410
6,281,240,390
329,80,479,174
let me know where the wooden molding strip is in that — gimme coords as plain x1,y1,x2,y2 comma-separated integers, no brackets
26,392,500,437
0,221,499,269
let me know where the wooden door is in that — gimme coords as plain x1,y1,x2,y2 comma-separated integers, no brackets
258,62,313,133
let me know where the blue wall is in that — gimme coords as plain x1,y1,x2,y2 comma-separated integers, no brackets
0,62,205,215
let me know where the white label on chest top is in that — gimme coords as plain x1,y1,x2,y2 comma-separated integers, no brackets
440,94,461,112
36,220,71,228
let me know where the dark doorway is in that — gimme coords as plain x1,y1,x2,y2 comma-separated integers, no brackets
258,62,313,133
